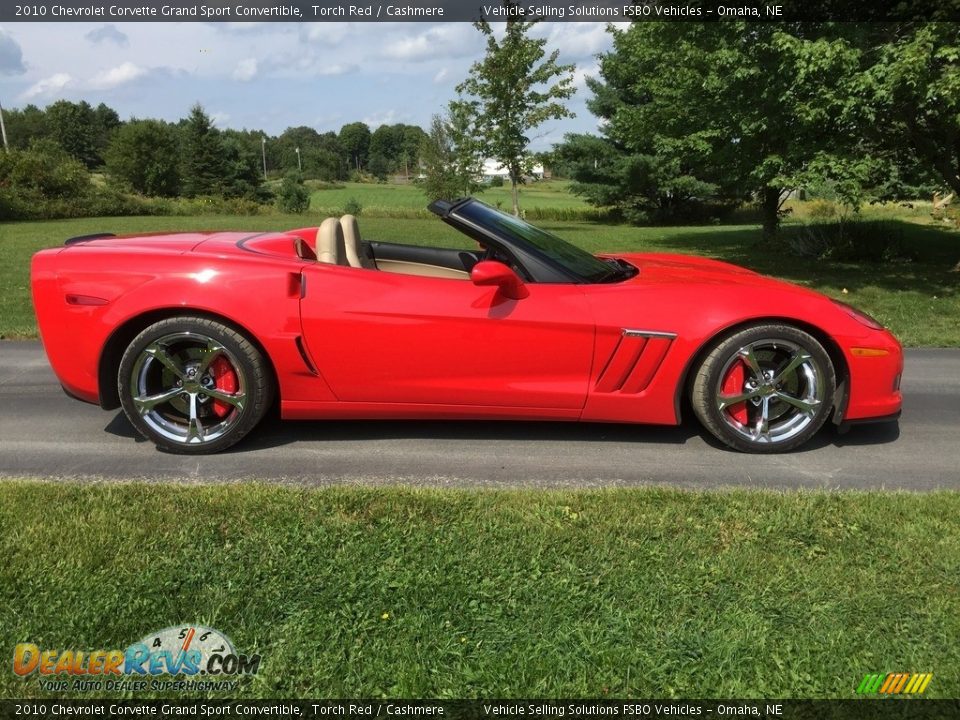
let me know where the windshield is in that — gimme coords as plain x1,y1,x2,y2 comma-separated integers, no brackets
456,200,619,283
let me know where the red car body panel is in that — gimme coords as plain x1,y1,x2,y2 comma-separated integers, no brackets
31,226,902,430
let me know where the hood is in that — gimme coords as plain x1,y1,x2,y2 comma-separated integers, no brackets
611,251,823,297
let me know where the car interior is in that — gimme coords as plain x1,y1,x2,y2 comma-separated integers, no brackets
290,216,484,280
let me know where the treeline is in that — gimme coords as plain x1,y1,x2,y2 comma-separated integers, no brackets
0,100,427,220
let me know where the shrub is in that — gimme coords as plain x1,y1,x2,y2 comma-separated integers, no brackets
805,198,841,221
488,175,504,188
275,174,311,214
787,220,914,263
342,197,363,216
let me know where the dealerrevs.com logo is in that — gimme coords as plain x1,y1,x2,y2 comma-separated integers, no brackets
856,672,934,695
13,625,261,693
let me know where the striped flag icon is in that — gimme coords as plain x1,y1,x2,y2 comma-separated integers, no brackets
857,672,933,694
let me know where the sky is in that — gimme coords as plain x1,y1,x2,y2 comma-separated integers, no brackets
0,21,623,149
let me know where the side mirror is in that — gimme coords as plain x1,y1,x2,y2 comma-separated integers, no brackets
470,260,529,300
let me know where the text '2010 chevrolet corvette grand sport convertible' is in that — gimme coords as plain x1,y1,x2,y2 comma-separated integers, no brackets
31,198,902,454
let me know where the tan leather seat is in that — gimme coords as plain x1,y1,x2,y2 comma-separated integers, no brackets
317,217,349,266
340,214,377,269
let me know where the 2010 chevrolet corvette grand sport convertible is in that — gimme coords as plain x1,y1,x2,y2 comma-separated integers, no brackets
31,198,902,454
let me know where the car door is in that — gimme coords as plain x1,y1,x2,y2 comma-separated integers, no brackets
298,264,594,410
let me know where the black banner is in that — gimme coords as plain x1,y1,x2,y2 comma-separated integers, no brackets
1,700,960,720
2,0,959,23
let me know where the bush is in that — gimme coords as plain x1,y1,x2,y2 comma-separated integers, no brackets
275,174,311,214
786,220,914,263
342,197,363,216
805,198,841,221
488,175,504,188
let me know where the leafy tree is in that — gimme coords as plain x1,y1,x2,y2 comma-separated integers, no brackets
399,125,427,178
220,131,264,199
579,23,872,235
367,152,390,181
2,104,48,149
45,100,101,169
179,104,227,197
851,24,960,197
369,124,403,171
105,119,180,197
555,133,722,224
418,111,483,201
456,4,576,215
339,122,371,172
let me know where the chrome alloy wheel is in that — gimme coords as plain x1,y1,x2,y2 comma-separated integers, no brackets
129,331,247,445
715,339,825,446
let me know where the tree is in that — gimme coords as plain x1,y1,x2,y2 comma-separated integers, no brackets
580,23,863,236
339,122,371,172
418,111,483,202
399,125,427,178
105,119,180,196
367,152,390,181
456,5,576,215
369,124,403,173
555,133,722,224
179,104,227,197
2,104,48,149
220,131,264,199
45,100,101,169
852,24,960,197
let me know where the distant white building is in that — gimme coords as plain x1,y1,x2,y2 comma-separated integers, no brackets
480,159,545,182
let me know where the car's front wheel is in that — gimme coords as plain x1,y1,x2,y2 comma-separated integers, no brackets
118,317,272,454
691,324,836,453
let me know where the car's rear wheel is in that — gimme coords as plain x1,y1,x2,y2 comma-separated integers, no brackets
691,324,836,453
118,317,272,454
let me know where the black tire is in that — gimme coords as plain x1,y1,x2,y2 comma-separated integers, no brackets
118,316,273,454
691,324,836,453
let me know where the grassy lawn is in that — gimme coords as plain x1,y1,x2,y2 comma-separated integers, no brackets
3,210,957,345
307,179,592,215
1,481,957,699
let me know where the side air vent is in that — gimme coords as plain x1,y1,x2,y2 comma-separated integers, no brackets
595,330,676,394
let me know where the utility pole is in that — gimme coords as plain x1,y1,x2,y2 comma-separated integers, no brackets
0,97,9,153
261,136,267,180
295,146,301,172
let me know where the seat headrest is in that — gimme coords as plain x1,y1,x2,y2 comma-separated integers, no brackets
317,217,348,265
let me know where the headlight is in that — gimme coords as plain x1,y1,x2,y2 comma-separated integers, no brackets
832,300,884,330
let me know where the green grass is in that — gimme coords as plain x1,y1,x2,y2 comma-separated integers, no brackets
307,180,593,216
1,481,958,699
3,210,957,345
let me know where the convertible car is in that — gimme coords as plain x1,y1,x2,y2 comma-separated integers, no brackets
31,198,902,454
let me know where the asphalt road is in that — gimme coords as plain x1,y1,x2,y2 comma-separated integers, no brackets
0,341,957,490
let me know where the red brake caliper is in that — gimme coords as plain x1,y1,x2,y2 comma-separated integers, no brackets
721,360,748,425
210,356,238,418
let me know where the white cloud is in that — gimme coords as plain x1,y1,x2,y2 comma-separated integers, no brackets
362,109,405,128
19,72,71,100
209,111,230,126
540,23,623,61
381,25,477,62
433,68,448,84
90,62,146,89
232,58,257,81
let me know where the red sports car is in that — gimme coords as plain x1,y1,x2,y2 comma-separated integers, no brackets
31,198,902,454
